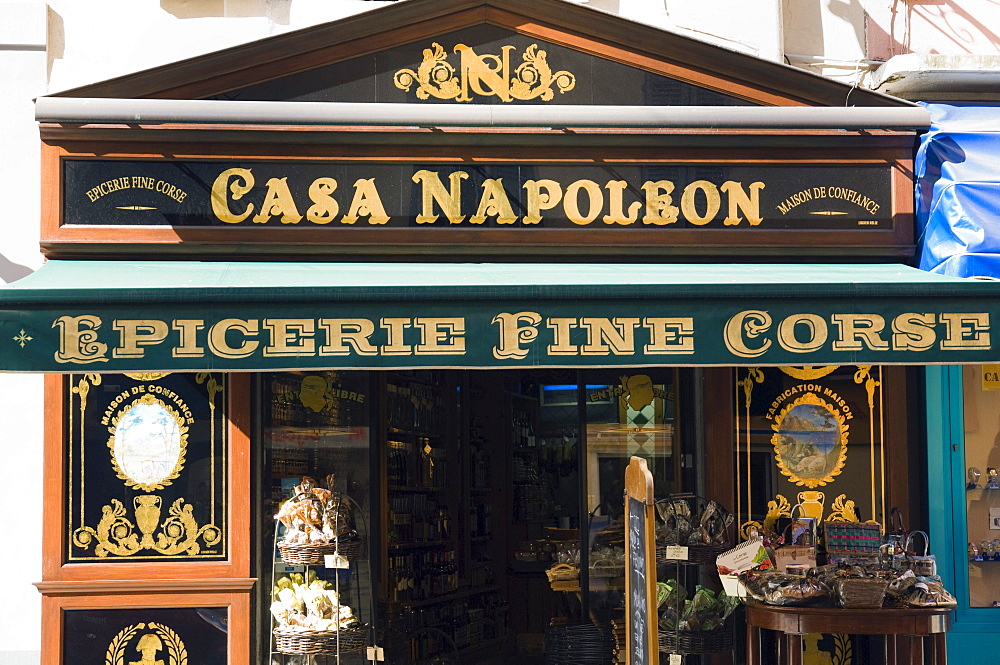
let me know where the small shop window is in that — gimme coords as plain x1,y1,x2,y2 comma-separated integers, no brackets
259,371,374,664
962,365,1000,607
66,373,228,563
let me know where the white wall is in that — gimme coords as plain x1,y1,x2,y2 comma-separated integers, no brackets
0,4,48,663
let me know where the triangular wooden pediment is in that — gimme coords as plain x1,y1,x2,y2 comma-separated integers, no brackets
53,0,908,108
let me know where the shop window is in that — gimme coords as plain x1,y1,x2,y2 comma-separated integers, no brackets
63,607,228,665
258,370,374,664
257,368,682,665
66,373,228,563
733,366,888,538
962,365,1000,607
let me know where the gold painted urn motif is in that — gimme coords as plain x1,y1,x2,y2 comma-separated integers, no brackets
134,495,163,549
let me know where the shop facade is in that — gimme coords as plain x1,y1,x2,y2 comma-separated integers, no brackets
8,0,999,663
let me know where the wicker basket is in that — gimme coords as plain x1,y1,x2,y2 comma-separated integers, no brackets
834,577,889,609
545,563,580,582
590,564,624,579
658,624,733,655
824,521,882,556
273,624,367,654
277,537,363,565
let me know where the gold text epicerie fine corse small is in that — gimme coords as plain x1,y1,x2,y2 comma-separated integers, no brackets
85,176,189,203
211,167,766,227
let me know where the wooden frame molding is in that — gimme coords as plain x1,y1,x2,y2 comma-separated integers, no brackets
39,139,916,260
41,372,251,583
41,590,250,665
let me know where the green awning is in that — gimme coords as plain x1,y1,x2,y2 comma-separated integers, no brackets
2,260,999,372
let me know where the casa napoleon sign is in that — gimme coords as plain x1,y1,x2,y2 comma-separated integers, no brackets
63,159,891,231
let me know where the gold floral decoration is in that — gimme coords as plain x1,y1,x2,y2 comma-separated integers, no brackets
73,495,221,557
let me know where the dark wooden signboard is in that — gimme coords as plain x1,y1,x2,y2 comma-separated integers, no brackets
625,456,658,665
63,158,893,231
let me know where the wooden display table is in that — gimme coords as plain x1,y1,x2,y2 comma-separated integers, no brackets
746,601,952,665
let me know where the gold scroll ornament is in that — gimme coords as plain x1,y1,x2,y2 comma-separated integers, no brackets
106,622,188,665
394,42,576,102
740,492,858,540
73,494,221,557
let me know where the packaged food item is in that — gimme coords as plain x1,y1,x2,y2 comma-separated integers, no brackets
739,569,830,606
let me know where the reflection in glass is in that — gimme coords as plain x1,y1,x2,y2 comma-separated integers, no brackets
114,400,184,487
962,365,1000,607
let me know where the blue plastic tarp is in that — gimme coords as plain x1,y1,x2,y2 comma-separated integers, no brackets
917,102,1000,277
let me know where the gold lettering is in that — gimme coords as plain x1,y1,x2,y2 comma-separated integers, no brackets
208,319,260,359
455,44,514,102
172,320,205,358
579,317,639,355
724,310,773,358
603,180,641,225
112,319,169,358
380,318,413,355
831,314,889,351
564,180,603,225
523,179,562,225
940,313,991,349
470,179,517,225
155,180,187,203
342,178,390,225
414,317,466,354
492,311,542,360
891,313,937,351
643,318,695,354
263,319,316,357
413,170,468,224
306,177,339,224
680,180,720,225
546,318,578,355
53,315,109,364
641,181,679,225
252,177,303,224
721,181,765,226
776,313,828,353
211,167,255,224
319,319,378,356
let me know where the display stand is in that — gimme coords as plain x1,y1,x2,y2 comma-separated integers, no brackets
270,492,372,664
745,601,952,665
655,493,734,661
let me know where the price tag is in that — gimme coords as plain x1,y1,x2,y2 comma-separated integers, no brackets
663,545,689,561
668,654,682,665
325,553,350,569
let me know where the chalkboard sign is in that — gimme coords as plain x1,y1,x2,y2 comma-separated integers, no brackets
629,496,650,665
625,457,658,665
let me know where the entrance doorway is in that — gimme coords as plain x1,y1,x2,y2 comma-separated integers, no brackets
259,368,687,665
